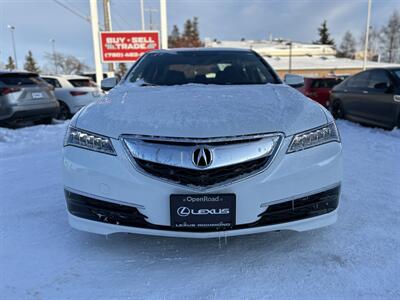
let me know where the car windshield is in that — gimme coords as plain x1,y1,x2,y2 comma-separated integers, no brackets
128,51,279,86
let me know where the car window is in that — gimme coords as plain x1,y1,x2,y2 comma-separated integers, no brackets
368,70,391,89
68,79,97,87
393,70,400,80
43,77,62,88
0,73,41,86
311,78,341,88
346,72,370,89
128,51,279,86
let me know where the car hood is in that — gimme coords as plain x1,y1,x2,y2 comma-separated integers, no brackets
76,83,327,139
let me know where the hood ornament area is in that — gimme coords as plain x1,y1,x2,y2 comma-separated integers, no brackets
192,146,213,168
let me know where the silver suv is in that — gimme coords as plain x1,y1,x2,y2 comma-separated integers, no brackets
0,71,59,125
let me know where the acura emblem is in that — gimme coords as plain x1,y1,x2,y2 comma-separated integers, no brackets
192,146,213,168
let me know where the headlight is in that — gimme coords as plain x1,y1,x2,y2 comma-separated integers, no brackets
64,126,116,155
287,122,340,153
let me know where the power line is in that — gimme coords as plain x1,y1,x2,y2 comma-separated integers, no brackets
110,2,131,29
53,0,104,30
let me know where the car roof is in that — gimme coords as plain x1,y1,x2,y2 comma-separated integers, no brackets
0,70,38,76
41,74,91,80
149,47,252,54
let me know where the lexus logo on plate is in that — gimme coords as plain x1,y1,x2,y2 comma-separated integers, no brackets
192,146,213,168
177,206,191,217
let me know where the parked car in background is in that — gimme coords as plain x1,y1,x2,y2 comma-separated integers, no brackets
330,68,400,129
0,71,59,125
298,77,343,107
41,75,103,120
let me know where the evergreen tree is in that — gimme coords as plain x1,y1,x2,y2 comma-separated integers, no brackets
24,50,40,73
168,17,203,48
314,20,335,45
381,10,400,63
338,31,357,58
117,63,128,79
5,56,16,70
168,25,181,48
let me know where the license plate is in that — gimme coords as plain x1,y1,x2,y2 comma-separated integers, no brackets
32,92,43,99
170,194,236,229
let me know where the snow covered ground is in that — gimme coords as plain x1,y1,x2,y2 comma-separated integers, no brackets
1,120,399,299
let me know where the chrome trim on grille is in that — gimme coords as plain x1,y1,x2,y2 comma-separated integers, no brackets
120,133,284,189
122,134,281,171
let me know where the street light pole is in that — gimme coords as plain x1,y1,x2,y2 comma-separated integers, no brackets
89,0,103,85
7,25,18,69
160,0,168,49
50,39,58,74
103,0,114,74
363,0,372,70
140,0,145,31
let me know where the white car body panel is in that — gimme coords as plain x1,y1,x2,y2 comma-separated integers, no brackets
63,136,342,238
76,84,327,138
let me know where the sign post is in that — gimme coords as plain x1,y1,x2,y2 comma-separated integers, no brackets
100,31,160,63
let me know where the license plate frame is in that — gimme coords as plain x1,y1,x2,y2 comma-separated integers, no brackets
170,194,236,229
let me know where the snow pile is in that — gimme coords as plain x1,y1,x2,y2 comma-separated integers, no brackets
0,121,399,299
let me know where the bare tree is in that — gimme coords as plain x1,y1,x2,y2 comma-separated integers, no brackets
381,10,400,63
338,31,357,58
359,27,382,61
44,51,89,74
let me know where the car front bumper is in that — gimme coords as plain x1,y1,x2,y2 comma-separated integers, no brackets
63,136,342,238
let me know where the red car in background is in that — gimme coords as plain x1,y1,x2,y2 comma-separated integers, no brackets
298,77,344,107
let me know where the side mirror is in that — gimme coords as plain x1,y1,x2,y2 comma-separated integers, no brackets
284,74,304,88
101,77,118,91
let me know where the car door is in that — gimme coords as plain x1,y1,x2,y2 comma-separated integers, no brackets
341,71,370,119
362,69,397,127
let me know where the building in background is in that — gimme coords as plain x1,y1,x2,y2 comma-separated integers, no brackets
205,38,400,77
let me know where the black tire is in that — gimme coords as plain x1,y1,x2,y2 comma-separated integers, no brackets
34,117,53,125
56,101,71,120
330,100,345,120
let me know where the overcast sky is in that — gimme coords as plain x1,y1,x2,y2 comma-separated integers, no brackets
0,0,399,70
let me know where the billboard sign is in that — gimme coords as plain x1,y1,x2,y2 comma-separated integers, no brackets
100,31,160,63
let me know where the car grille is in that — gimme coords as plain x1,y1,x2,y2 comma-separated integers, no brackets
122,133,282,187
135,156,269,187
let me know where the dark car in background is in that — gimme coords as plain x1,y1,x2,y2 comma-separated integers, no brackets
298,77,343,107
0,71,59,125
330,68,400,129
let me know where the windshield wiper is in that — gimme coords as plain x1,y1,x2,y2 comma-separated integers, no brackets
139,82,158,87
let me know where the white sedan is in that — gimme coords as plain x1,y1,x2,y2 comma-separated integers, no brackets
62,48,342,238
42,74,102,120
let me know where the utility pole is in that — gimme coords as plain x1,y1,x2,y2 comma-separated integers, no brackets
145,8,157,30
363,0,372,70
160,0,168,49
7,25,18,69
103,0,114,73
50,39,58,74
140,0,145,31
90,0,103,85
286,42,293,74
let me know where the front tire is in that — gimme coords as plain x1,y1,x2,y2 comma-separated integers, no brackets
34,117,53,125
330,100,345,120
56,101,71,120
